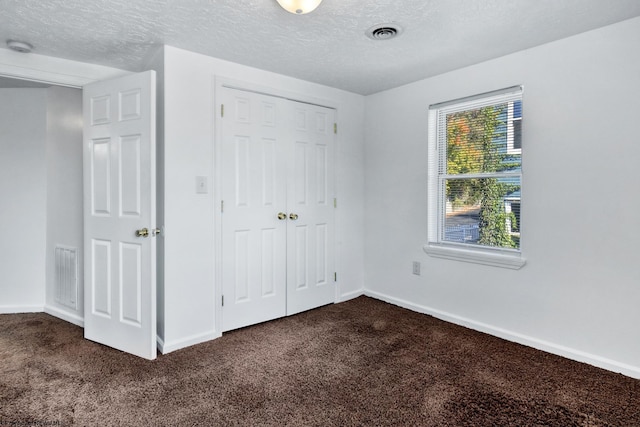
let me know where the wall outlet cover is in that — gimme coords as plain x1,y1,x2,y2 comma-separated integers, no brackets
412,261,421,275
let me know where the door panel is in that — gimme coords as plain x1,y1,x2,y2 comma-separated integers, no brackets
91,239,111,316
90,138,111,215
316,224,328,284
120,242,142,326
293,141,309,204
119,135,141,217
83,71,156,359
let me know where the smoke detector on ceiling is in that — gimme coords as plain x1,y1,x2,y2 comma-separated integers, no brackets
7,40,33,53
365,23,403,41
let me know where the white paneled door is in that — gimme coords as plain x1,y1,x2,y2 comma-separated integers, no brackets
83,71,157,359
220,91,288,331
286,100,335,316
220,87,335,332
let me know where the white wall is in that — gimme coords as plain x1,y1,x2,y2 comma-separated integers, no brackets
364,17,640,378
0,89,48,312
44,86,83,324
160,46,365,352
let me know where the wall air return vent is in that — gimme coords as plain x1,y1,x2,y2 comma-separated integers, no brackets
54,245,79,310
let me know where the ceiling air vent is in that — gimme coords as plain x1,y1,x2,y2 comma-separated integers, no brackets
366,23,403,41
6,40,33,53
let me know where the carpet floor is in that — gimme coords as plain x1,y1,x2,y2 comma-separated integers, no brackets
1,296,639,426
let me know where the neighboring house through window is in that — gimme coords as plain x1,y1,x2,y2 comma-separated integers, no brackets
507,100,522,155
424,86,526,269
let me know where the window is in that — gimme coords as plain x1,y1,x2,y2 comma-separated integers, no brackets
424,86,525,269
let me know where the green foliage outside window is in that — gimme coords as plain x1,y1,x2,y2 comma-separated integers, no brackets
445,104,520,249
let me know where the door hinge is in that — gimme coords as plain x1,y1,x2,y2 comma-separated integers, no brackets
333,198,337,208
334,123,337,134
221,104,224,118
222,295,224,307
334,272,337,282
221,200,224,213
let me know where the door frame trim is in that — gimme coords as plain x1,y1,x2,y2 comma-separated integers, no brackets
213,76,340,334
0,49,129,88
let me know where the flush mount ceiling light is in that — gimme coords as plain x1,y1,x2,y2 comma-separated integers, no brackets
6,40,33,53
276,0,322,14
365,23,404,41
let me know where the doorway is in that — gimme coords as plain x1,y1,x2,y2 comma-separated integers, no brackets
0,72,158,360
0,77,84,323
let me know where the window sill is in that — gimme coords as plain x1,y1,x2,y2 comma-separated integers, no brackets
423,243,526,270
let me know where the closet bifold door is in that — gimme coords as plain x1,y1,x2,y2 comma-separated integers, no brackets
220,89,288,332
220,87,335,332
285,101,335,316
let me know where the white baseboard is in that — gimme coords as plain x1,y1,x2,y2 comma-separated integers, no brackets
0,305,43,314
44,305,84,327
365,290,640,379
158,330,221,355
338,289,365,303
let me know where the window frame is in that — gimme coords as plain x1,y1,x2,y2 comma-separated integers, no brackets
423,86,526,269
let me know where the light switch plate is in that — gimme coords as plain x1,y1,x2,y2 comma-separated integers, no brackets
196,176,208,194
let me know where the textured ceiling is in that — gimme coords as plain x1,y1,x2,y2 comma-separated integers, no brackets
1,0,640,95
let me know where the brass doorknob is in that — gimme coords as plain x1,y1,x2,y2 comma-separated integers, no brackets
289,213,298,220
136,228,149,238
277,212,287,220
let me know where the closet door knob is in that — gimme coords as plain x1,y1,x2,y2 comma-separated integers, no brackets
277,212,287,220
289,213,298,220
135,228,149,238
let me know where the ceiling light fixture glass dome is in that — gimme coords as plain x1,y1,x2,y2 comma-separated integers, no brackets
276,0,323,14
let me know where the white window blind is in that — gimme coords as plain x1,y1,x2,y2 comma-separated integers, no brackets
426,86,524,266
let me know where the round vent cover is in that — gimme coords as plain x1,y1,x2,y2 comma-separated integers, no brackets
7,40,33,53
366,23,403,41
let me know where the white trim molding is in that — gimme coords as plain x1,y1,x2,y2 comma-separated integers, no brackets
0,305,44,314
0,47,129,88
158,330,221,355
424,243,526,269
44,305,84,327
365,289,640,379
338,289,365,303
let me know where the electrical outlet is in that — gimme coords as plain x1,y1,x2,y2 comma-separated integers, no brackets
412,261,421,275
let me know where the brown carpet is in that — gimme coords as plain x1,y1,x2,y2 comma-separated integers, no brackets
1,296,639,426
